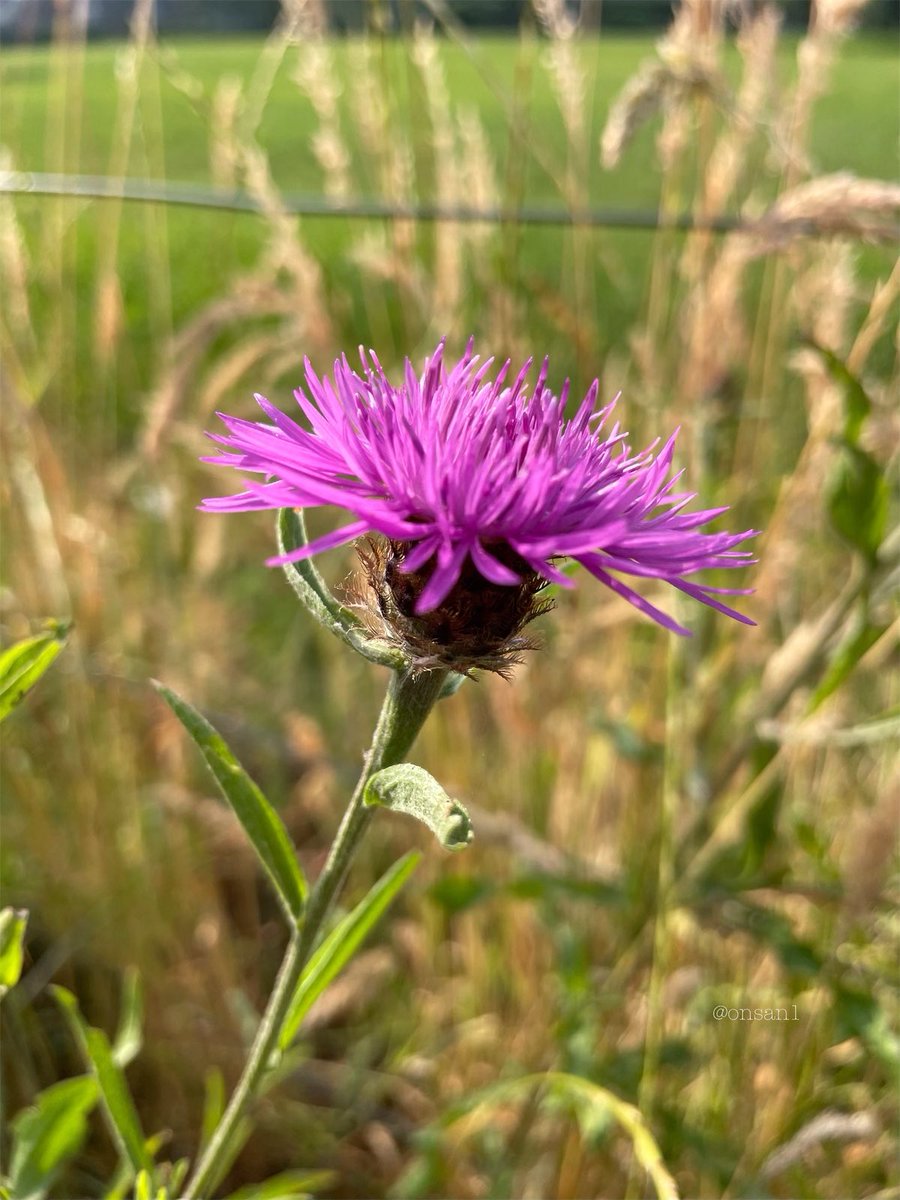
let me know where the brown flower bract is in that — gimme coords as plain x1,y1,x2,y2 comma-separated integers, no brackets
349,538,554,678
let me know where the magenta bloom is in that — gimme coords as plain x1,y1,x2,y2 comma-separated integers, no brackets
202,340,757,636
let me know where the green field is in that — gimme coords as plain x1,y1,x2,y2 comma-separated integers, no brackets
1,34,897,432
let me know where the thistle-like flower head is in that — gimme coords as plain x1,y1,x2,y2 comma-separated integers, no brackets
202,339,757,667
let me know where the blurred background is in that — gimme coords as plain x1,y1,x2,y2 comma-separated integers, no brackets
1,0,898,1197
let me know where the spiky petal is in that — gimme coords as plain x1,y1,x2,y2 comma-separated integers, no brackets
202,339,758,637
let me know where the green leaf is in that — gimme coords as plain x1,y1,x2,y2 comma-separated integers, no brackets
809,617,889,711
804,342,889,564
7,1076,98,1200
154,683,307,922
0,621,70,723
52,986,153,1176
834,984,900,1072
112,967,143,1068
505,872,623,907
198,1067,225,1156
364,764,474,851
280,851,420,1048
277,509,405,670
428,874,497,914
164,1159,189,1198
223,1170,336,1200
805,340,871,444
826,441,889,563
0,907,28,998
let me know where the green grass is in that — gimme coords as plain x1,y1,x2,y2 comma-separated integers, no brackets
3,35,897,188
1,33,896,438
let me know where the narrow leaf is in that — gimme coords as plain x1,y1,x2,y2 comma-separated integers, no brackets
52,987,153,1175
805,340,871,444
224,1170,336,1200
0,907,28,998
826,442,889,563
364,764,474,851
199,1067,225,1156
809,618,889,711
111,967,143,1068
165,1159,189,1198
277,509,406,669
0,621,70,723
280,851,420,1048
8,1076,98,1200
154,683,307,921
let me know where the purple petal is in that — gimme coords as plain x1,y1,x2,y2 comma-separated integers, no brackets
265,518,370,566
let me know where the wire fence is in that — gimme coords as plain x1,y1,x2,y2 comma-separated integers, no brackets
0,169,773,234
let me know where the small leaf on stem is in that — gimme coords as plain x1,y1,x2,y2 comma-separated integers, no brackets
364,763,474,851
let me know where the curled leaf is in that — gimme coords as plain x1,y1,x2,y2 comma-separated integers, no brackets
364,764,474,851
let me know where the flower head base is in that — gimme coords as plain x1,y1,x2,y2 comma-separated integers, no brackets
202,339,757,667
351,535,554,676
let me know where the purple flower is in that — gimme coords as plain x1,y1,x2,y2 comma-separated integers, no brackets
201,339,757,638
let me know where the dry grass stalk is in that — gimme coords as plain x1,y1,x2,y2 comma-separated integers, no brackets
761,1109,880,1180
848,256,900,374
289,0,351,200
141,277,308,460
745,173,900,252
533,0,586,197
678,237,753,401
457,106,498,249
0,149,37,356
791,239,857,354
703,4,781,218
601,62,678,171
346,39,419,286
777,0,870,178
91,0,155,370
601,0,725,171
412,25,462,335
681,174,897,405
210,75,243,192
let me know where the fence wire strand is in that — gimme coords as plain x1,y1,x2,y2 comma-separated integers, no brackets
1,169,768,234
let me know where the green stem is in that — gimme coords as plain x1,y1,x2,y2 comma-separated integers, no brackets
182,666,449,1200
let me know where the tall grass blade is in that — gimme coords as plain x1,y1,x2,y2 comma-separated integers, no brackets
52,987,153,1176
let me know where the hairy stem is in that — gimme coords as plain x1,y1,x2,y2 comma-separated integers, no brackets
183,666,449,1200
